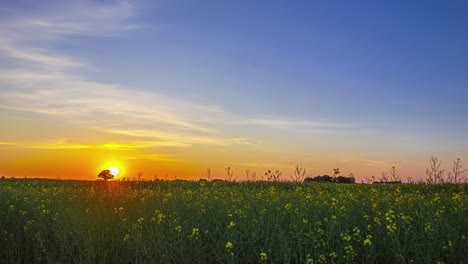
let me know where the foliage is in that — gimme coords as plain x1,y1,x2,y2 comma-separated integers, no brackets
304,175,355,184
97,169,114,181
0,179,466,263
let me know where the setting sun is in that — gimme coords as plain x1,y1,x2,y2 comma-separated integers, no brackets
108,166,119,176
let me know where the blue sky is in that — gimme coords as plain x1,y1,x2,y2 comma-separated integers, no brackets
0,0,467,180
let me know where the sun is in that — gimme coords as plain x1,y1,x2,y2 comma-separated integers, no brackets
108,166,119,176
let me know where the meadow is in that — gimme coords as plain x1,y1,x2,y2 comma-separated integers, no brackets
0,179,466,264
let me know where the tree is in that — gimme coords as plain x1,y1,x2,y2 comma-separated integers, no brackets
98,170,114,181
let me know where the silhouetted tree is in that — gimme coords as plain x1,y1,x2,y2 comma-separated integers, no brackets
98,170,114,181
304,174,355,183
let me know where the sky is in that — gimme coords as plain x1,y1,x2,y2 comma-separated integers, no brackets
0,0,467,182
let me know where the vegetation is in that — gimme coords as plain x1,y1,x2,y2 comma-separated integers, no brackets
0,179,466,263
304,175,356,184
97,170,114,181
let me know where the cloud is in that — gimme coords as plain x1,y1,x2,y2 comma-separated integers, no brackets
0,141,163,150
0,142,18,145
0,0,141,38
126,153,186,163
245,117,351,132
227,162,296,169
0,0,347,155
341,158,400,168
25,144,91,150
0,0,233,143
109,129,251,146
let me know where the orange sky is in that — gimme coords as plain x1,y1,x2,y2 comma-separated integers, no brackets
1,1,466,183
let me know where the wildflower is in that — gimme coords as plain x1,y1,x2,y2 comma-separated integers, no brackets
175,226,182,232
259,252,267,261
340,233,352,242
158,213,166,224
387,223,397,233
123,234,130,242
188,228,200,239
85,208,91,214
227,221,236,228
225,241,233,249
363,235,372,246
284,203,292,210
452,193,462,201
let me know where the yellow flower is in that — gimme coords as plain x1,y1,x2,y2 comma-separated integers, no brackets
387,223,397,233
260,252,267,261
363,238,372,246
123,234,130,242
227,221,236,228
226,241,233,249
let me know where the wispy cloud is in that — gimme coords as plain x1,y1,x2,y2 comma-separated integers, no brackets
341,158,400,168
227,162,296,169
126,153,186,163
0,141,162,150
0,0,236,146
245,117,352,132
0,0,347,155
25,144,91,150
109,129,251,146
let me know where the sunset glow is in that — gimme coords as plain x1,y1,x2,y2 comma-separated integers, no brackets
108,166,119,177
0,1,467,182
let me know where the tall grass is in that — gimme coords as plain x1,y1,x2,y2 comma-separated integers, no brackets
0,179,466,263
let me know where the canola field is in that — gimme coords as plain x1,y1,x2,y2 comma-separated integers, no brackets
0,179,466,263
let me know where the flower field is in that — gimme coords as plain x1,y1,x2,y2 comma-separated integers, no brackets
0,179,466,263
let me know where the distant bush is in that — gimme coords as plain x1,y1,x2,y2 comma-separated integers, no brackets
304,174,355,183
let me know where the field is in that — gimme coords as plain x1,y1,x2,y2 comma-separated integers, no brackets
0,179,466,263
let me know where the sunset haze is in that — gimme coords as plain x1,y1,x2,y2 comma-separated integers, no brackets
1,0,467,182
